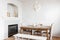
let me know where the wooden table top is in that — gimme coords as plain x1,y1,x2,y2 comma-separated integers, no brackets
20,26,51,30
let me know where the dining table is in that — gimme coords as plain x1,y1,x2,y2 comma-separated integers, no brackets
20,26,52,40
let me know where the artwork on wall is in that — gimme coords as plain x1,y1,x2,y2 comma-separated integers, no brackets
33,0,41,12
7,3,18,17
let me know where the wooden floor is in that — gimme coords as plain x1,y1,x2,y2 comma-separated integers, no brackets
53,37,60,40
5,36,60,40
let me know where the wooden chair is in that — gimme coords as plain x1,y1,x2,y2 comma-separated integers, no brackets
42,26,52,40
20,25,34,35
33,24,53,40
20,25,34,40
33,24,43,36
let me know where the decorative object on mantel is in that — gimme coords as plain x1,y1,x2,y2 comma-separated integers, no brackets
7,3,18,17
7,12,10,17
14,9,18,17
33,0,41,12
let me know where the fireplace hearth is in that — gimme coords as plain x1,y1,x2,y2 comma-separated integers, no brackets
8,24,18,37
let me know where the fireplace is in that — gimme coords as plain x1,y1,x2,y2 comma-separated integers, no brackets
8,24,18,37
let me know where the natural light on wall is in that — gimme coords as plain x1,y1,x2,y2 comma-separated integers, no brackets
33,0,41,12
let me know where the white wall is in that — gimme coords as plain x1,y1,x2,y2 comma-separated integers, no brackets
22,0,60,37
6,0,22,20
0,0,7,18
0,0,7,40
0,18,5,40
